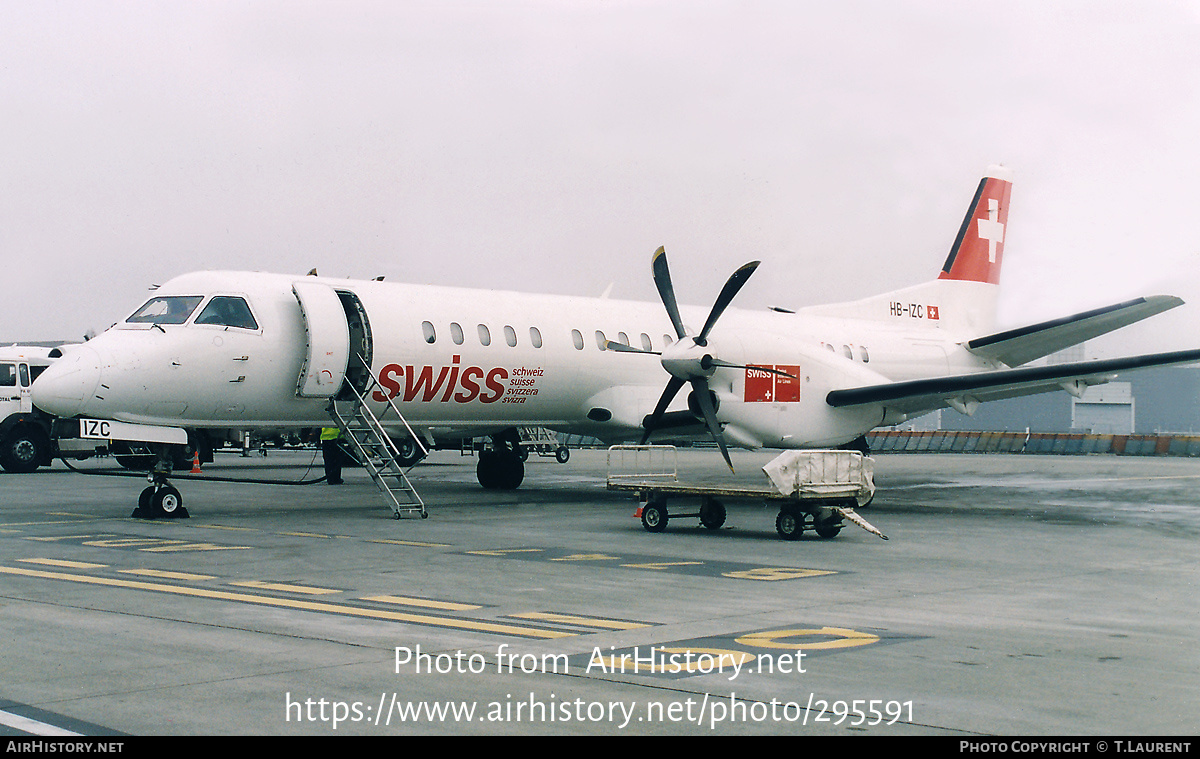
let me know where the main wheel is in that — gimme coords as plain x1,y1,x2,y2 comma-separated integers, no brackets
393,436,425,467
641,500,669,532
477,450,524,490
776,509,804,541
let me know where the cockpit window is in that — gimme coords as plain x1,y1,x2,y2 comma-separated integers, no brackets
127,296,204,325
194,296,260,330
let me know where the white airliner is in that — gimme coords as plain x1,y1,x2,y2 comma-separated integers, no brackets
32,166,1200,513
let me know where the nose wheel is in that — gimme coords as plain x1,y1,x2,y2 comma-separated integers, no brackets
134,483,188,519
132,448,189,519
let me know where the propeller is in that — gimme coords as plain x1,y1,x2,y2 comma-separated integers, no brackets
609,246,788,472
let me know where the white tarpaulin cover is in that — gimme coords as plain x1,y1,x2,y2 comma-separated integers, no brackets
761,449,876,506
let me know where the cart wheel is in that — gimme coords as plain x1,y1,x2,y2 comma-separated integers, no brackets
641,499,668,533
554,446,570,464
699,497,726,529
815,522,842,539
776,509,803,540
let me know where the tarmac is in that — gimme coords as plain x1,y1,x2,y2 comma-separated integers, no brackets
0,447,1196,736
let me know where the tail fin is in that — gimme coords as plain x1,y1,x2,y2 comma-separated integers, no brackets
798,165,1012,335
938,165,1013,285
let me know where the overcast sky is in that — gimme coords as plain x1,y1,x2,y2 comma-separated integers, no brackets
3,1,1199,357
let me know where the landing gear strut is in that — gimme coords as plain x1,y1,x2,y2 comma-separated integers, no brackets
132,445,189,519
476,428,524,490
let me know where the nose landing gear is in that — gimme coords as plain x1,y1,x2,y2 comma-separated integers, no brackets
131,446,189,519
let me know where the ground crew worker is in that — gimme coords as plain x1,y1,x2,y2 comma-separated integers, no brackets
320,427,344,485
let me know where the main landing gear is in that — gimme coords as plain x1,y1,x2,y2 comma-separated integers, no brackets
131,445,189,519
476,428,524,490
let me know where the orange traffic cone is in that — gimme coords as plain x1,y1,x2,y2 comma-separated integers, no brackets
191,451,202,474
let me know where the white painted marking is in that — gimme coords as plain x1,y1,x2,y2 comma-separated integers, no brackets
0,708,82,736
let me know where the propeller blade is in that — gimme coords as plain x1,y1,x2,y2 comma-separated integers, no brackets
696,260,759,345
603,340,660,355
640,376,686,444
690,378,734,472
651,247,688,340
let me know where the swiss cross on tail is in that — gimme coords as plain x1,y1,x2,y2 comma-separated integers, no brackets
938,165,1013,285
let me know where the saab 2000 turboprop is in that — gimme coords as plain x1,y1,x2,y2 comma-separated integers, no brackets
32,166,1200,517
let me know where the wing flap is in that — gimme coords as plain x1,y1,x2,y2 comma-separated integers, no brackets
826,349,1200,415
966,295,1183,367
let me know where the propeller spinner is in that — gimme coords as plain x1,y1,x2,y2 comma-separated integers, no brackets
608,246,787,472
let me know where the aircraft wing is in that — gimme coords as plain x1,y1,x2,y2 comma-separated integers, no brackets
966,295,1183,367
825,348,1200,415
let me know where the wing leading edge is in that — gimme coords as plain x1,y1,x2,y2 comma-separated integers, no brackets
826,349,1200,416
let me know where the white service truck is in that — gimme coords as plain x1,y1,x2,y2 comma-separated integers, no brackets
0,345,63,472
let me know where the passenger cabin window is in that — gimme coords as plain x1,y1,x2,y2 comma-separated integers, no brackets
504,325,517,347
0,364,14,387
617,332,630,347
640,333,653,352
595,330,607,350
421,321,436,344
477,324,491,346
450,322,464,345
572,329,584,350
842,345,853,360
861,346,870,363
530,327,543,349
194,296,259,330
126,296,204,325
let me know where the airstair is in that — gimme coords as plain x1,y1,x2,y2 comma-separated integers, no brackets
326,358,427,519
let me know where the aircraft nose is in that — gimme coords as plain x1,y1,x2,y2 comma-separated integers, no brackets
32,345,104,418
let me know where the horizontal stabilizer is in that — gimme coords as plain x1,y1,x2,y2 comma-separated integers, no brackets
967,296,1184,367
826,348,1200,415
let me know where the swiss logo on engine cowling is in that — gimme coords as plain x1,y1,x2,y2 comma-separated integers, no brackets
745,366,800,403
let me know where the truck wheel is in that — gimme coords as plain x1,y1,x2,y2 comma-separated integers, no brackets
641,500,668,532
555,446,570,464
0,428,45,473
